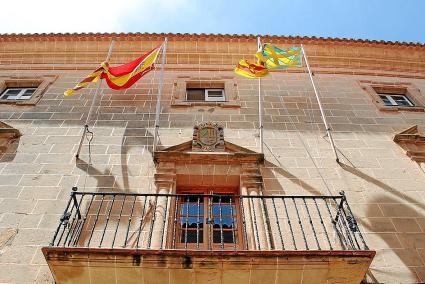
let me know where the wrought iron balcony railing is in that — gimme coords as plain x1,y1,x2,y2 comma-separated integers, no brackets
49,188,368,251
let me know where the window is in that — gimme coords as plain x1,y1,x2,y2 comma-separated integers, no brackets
186,88,225,102
379,93,414,107
0,75,57,105
0,88,37,101
175,188,241,250
171,77,240,107
358,80,424,112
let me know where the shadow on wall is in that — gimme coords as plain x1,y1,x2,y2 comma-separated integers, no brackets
70,131,425,281
120,126,157,192
75,125,159,194
262,141,324,196
67,126,160,248
262,142,425,282
73,158,157,249
339,162,425,283
76,158,123,193
263,160,324,196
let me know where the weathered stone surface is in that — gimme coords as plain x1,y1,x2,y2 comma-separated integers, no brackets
0,33,425,283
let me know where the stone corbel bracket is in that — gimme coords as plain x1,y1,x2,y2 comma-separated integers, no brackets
393,125,425,163
0,121,21,154
154,162,177,191
240,163,263,189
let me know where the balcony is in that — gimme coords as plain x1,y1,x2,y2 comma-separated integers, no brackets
43,189,375,284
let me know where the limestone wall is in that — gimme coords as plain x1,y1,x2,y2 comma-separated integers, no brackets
0,34,424,283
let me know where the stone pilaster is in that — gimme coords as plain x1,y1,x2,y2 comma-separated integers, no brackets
149,162,176,249
240,163,270,250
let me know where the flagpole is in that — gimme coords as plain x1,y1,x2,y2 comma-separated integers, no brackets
76,40,115,159
257,37,264,154
301,44,339,162
153,38,167,152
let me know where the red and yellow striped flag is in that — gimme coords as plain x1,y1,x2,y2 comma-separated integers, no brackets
64,67,103,96
64,44,162,96
234,59,269,79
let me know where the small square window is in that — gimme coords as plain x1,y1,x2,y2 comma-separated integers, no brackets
186,88,225,102
378,93,414,107
0,75,57,106
171,77,240,108
0,88,37,101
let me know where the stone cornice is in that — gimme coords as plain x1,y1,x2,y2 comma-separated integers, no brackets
394,125,425,144
154,141,264,164
1,33,424,76
154,151,264,165
0,33,424,48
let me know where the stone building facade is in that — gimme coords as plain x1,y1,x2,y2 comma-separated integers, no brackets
0,33,424,283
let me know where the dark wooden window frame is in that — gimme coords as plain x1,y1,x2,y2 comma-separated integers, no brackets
169,186,244,250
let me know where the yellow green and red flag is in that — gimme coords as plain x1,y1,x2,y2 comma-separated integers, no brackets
256,44,302,69
234,59,269,79
64,44,162,96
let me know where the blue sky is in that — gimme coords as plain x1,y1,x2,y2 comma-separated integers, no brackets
2,0,424,43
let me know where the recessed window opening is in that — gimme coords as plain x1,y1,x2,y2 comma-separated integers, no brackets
0,87,37,101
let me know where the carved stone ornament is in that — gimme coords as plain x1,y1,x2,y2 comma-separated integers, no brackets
192,122,224,151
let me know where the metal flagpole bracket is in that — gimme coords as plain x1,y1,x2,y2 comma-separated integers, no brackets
75,124,89,159
75,40,115,159
301,44,340,163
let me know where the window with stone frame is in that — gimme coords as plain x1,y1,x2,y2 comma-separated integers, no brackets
171,76,240,107
0,75,57,105
1,87,38,101
359,80,424,112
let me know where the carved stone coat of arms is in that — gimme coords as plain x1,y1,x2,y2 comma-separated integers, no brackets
192,122,224,151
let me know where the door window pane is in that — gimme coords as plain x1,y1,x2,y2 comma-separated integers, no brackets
181,230,203,243
213,230,235,243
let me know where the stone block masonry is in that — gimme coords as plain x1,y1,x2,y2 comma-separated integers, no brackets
0,33,425,283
